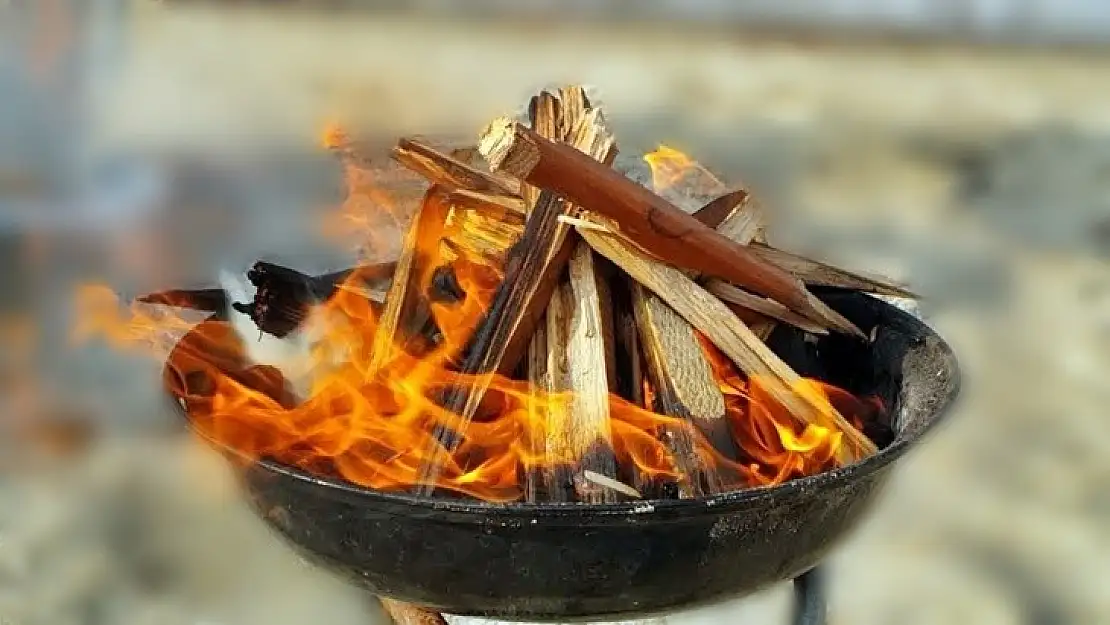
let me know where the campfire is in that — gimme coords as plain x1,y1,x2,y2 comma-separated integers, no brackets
76,85,911,506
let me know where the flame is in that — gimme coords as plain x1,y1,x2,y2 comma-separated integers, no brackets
643,144,726,196
72,143,883,502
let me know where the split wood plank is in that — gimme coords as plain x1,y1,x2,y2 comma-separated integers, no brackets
378,598,447,625
392,138,520,197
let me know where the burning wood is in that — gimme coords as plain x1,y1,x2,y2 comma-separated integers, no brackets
80,83,913,508
391,137,519,197
378,599,447,625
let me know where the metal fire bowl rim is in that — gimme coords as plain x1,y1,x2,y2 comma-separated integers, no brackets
168,292,960,525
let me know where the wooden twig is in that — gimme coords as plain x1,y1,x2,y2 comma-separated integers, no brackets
477,118,860,337
378,598,447,625
392,137,520,196
577,227,878,463
704,280,827,335
749,242,917,299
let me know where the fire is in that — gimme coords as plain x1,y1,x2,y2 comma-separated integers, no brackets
72,139,883,502
643,144,726,196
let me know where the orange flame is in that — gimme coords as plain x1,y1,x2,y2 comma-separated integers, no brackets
72,141,882,502
643,144,726,196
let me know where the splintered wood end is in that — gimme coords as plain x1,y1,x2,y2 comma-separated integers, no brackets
478,116,540,177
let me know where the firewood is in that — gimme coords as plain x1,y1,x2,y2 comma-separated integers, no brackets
496,103,616,380
477,118,860,337
690,188,751,231
577,470,642,500
378,598,447,625
576,226,878,463
749,242,917,299
445,188,526,216
610,274,644,407
440,204,523,267
392,137,520,197
367,188,451,374
704,280,827,335
617,183,737,495
546,242,620,504
632,282,730,497
524,320,549,503
158,261,388,339
137,288,228,314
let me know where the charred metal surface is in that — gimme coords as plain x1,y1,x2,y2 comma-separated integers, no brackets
165,291,961,621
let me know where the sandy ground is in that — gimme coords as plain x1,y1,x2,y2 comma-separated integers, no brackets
4,6,1110,625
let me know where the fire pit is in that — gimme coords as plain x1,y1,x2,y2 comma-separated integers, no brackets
164,289,957,621
78,85,960,623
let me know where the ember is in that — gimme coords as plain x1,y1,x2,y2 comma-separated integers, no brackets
73,85,912,505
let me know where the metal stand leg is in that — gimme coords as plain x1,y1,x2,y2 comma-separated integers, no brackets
791,567,827,625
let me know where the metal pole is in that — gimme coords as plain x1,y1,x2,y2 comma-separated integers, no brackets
792,567,827,625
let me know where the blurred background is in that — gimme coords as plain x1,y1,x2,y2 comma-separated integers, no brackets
2,1,1110,624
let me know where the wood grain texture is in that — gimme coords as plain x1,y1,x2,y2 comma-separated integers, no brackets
632,282,729,496
557,241,620,503
393,137,519,196
750,242,917,298
378,598,447,625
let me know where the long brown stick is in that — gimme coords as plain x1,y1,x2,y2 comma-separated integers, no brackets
477,118,856,335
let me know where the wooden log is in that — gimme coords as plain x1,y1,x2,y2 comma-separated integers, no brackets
529,87,623,502
524,319,549,503
440,203,524,267
617,182,737,494
749,242,917,298
610,272,645,407
704,280,827,335
445,188,526,216
367,188,451,374
378,598,447,625
632,281,729,497
392,137,520,196
576,226,878,464
497,103,616,380
548,242,620,504
477,118,860,337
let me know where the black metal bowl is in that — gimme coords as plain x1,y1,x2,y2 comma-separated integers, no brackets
165,290,960,622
